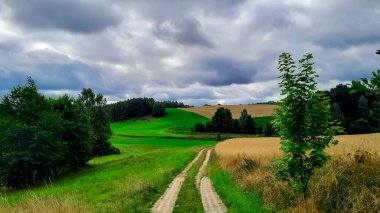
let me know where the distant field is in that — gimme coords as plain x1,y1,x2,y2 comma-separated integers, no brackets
181,104,279,119
215,133,380,162
111,108,210,137
214,133,380,212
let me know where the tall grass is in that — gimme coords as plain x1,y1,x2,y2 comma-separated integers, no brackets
214,134,380,212
208,151,269,213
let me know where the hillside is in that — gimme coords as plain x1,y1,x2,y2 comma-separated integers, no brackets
181,104,279,119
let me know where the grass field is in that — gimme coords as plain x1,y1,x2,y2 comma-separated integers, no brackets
0,108,216,213
214,134,380,212
181,104,279,119
111,108,210,137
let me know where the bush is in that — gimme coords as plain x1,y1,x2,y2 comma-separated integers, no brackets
194,123,205,132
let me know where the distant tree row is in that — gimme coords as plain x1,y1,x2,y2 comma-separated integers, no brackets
106,99,187,122
194,107,275,136
0,78,119,189
326,70,380,134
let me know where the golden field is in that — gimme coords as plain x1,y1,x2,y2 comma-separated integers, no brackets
181,104,279,119
214,133,380,212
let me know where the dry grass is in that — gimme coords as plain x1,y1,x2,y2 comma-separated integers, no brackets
181,104,279,119
215,133,380,212
0,196,88,213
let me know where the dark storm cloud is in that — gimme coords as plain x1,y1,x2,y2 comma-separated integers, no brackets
3,0,121,33
200,57,257,86
154,18,214,48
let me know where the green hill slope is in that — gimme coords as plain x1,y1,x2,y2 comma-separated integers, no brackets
111,108,210,137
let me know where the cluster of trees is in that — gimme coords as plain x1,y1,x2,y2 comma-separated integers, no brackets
326,70,380,134
194,107,275,136
106,99,187,122
0,78,118,188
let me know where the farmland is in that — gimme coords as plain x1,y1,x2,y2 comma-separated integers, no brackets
181,104,279,119
0,109,216,212
2,105,380,212
214,134,380,212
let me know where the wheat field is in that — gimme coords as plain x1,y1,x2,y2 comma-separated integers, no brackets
214,133,380,212
181,104,279,119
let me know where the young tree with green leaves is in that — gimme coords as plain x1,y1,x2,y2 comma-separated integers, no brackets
273,53,342,208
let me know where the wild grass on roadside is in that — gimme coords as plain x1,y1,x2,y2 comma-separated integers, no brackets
208,151,269,213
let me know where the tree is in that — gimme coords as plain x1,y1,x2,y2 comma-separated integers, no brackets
211,107,233,133
152,103,165,117
358,95,369,119
331,102,347,127
78,88,119,156
52,95,93,170
239,109,255,134
273,53,342,208
372,101,380,128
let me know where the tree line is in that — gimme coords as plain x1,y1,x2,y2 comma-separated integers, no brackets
326,70,380,134
0,78,118,189
194,107,275,136
106,99,187,122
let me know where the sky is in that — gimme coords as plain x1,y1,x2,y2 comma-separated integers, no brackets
0,0,379,105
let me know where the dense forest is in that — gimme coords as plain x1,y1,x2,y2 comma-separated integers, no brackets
326,70,380,134
0,78,118,188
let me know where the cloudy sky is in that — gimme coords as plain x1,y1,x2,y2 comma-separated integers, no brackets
0,0,379,105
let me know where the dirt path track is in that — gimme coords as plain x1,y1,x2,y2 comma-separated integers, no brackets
151,149,204,213
197,149,227,213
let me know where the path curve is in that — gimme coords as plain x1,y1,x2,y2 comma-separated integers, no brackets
196,149,227,213
151,149,204,213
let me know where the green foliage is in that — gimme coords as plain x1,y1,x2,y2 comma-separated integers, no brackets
358,95,369,118
152,103,166,117
193,108,257,134
331,102,347,127
273,53,342,199
0,78,118,188
239,109,255,134
78,88,118,156
211,107,233,133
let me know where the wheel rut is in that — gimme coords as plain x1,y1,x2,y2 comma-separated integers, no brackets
196,149,227,213
151,149,204,213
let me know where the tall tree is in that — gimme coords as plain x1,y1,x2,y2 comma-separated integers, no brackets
212,107,233,133
78,88,118,156
239,109,255,134
273,53,342,207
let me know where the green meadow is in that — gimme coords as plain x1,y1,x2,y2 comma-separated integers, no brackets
0,108,269,212
0,109,215,212
111,108,211,137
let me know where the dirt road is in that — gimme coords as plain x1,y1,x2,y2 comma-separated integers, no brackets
197,149,227,213
151,149,204,213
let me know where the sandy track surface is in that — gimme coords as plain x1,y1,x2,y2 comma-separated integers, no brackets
197,149,227,213
151,149,204,213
